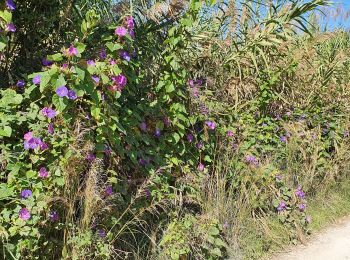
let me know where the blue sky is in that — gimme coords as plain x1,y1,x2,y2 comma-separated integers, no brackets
322,0,350,30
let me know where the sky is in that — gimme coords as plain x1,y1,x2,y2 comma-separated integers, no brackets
321,0,350,30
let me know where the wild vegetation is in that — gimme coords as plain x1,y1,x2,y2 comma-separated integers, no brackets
1,0,350,259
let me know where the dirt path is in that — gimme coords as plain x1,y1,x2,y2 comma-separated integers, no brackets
272,217,350,260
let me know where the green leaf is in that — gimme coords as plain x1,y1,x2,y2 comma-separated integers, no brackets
48,53,63,62
0,125,12,137
40,73,51,92
106,42,123,52
52,95,67,112
208,226,220,236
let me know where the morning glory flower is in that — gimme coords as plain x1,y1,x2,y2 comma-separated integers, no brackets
19,208,30,221
5,23,16,32
99,48,107,60
205,120,216,130
277,201,286,212
105,185,113,197
38,167,49,178
129,29,135,38
197,163,205,172
68,45,78,56
112,74,127,89
68,90,77,100
56,86,68,97
187,133,194,143
21,189,32,199
92,75,100,84
49,211,59,222
48,123,54,135
42,58,53,67
24,131,33,141
6,0,16,11
32,75,41,85
154,128,161,138
299,203,306,212
87,60,95,66
245,155,259,166
119,50,131,62
86,153,96,162
138,158,147,166
97,229,106,238
16,80,25,87
41,107,57,119
115,26,127,37
125,16,134,29
40,141,49,151
227,131,234,137
140,122,147,132
295,185,305,199
196,141,203,149
280,136,287,143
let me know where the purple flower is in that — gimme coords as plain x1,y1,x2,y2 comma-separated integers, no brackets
190,86,199,98
21,189,32,199
299,203,306,212
262,123,267,127
140,122,147,132
42,58,53,67
92,75,100,84
6,0,16,11
115,26,128,37
196,141,203,149
68,45,78,56
138,158,147,166
144,189,151,199
245,155,259,166
56,86,68,97
24,132,33,141
24,136,42,150
41,107,57,119
40,141,49,151
99,48,107,60
32,75,41,85
188,79,195,87
163,117,171,127
128,29,135,38
86,153,96,162
97,229,106,238
205,121,216,130
38,167,49,178
125,16,134,30
223,221,229,229
111,74,127,89
295,185,305,199
5,23,16,32
109,59,117,65
104,145,112,156
154,128,161,138
197,163,205,172
16,80,25,87
68,90,77,100
119,50,131,62
280,136,287,143
105,185,113,197
344,130,349,138
277,201,286,212
87,60,95,66
19,208,30,221
49,211,59,222
227,131,234,137
187,134,194,143
48,123,54,135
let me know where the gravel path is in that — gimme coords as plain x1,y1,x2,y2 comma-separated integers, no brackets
272,217,350,260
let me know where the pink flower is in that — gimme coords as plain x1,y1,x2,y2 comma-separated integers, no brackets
115,26,128,37
19,208,30,221
197,163,205,172
38,167,49,178
68,45,78,56
227,131,234,137
24,132,33,141
125,16,135,29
